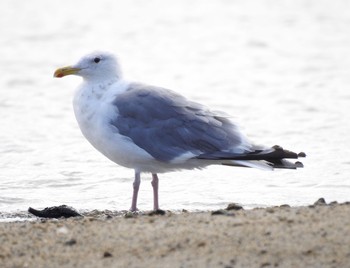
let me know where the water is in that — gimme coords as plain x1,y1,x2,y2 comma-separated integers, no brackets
1,0,350,214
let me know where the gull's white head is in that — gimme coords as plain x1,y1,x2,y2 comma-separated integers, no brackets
54,51,122,82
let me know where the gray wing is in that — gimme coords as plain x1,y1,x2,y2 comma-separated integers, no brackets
110,83,249,162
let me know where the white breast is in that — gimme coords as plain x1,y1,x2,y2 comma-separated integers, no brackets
72,80,156,171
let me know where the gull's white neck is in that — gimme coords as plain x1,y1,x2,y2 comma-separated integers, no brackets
74,77,128,110
82,74,118,87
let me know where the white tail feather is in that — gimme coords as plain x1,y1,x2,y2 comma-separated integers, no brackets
222,160,274,171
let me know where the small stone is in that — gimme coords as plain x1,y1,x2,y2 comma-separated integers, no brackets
124,212,136,218
211,209,228,215
226,203,243,211
260,249,267,255
280,204,290,208
211,209,225,215
148,209,166,216
314,198,327,206
266,208,275,213
197,241,206,247
64,239,77,246
303,249,313,255
103,251,113,258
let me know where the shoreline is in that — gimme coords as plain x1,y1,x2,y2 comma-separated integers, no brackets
1,201,350,267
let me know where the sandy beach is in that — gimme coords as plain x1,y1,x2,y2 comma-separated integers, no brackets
1,200,349,268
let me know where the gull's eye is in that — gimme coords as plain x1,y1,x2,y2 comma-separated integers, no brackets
93,57,101,63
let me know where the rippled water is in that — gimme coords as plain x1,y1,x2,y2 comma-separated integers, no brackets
1,0,350,213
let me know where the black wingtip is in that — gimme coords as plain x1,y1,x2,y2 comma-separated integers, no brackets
295,161,304,168
298,152,306,157
272,145,283,150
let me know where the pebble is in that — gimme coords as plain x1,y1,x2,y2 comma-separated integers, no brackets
314,198,327,206
226,203,243,211
124,212,137,219
211,209,233,216
211,209,227,215
64,239,77,246
103,251,113,258
148,209,166,216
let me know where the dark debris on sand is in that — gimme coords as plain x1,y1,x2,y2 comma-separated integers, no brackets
28,205,82,218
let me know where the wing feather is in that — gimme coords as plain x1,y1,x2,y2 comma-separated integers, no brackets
111,83,250,162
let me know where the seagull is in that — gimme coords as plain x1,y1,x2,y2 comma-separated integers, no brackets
54,51,305,212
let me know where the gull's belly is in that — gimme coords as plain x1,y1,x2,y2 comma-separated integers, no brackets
77,111,156,170
75,111,210,173
77,117,208,173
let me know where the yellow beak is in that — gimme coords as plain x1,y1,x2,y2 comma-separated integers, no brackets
53,66,81,78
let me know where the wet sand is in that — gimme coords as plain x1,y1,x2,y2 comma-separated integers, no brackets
1,201,350,268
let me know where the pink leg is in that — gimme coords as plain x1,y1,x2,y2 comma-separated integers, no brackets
151,173,159,211
130,171,141,212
